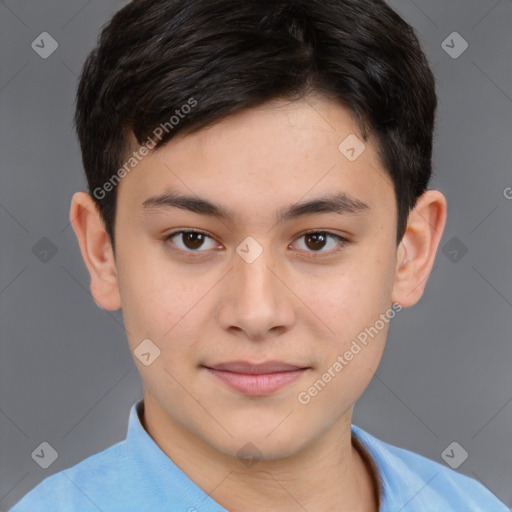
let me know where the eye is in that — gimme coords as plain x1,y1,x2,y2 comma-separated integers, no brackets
164,230,219,253
291,231,348,258
163,229,348,259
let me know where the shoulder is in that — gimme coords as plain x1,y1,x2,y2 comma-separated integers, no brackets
352,425,509,511
8,440,138,512
8,400,227,512
390,443,508,511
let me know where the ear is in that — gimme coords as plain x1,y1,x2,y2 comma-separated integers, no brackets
69,191,122,311
392,190,447,308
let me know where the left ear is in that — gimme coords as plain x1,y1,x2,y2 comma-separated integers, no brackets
392,190,447,308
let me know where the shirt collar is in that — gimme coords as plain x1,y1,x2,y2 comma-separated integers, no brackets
124,399,439,512
125,399,229,511
350,424,450,511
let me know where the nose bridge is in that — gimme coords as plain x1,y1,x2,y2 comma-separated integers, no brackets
235,240,278,305
218,236,294,337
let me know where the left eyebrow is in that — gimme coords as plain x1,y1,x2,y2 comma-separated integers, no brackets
142,188,370,224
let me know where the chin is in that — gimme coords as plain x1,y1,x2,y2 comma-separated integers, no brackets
207,424,312,463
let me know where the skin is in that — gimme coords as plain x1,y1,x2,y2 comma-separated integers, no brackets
70,95,447,512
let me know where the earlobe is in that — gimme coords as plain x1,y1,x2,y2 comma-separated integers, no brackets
69,192,122,311
391,190,447,308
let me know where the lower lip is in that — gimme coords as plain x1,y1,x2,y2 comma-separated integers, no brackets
204,368,307,396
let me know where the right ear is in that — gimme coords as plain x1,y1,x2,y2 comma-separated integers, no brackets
69,192,122,311
391,190,447,308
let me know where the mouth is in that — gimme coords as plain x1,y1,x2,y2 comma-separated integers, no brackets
202,360,310,396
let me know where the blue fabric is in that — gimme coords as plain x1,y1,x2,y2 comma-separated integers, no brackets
9,399,509,511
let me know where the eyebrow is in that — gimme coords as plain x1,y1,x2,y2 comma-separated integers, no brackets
142,188,370,223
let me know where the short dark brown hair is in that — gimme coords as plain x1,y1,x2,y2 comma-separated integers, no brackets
74,0,437,253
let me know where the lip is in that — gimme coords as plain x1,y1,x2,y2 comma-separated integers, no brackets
203,360,309,396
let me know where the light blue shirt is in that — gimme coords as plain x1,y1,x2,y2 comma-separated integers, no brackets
9,399,509,511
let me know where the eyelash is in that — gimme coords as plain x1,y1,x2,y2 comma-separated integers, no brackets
163,229,349,260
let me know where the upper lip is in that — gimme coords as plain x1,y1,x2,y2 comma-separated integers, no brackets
204,360,308,374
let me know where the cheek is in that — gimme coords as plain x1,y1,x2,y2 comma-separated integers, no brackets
136,279,214,365
302,245,396,365
116,253,178,345
312,258,394,329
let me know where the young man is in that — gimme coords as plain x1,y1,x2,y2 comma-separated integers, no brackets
9,0,509,511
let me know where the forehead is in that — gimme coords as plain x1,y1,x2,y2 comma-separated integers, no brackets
117,96,395,224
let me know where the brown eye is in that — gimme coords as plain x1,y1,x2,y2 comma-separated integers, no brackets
165,230,218,253
293,231,348,258
181,232,206,250
304,232,328,251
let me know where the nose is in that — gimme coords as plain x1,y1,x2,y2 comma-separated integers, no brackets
216,243,296,341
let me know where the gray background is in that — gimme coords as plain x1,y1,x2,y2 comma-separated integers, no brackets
1,0,511,509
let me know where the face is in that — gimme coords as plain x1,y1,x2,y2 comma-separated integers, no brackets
112,95,401,459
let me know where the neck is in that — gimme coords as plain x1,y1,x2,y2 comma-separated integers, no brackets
140,395,380,512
